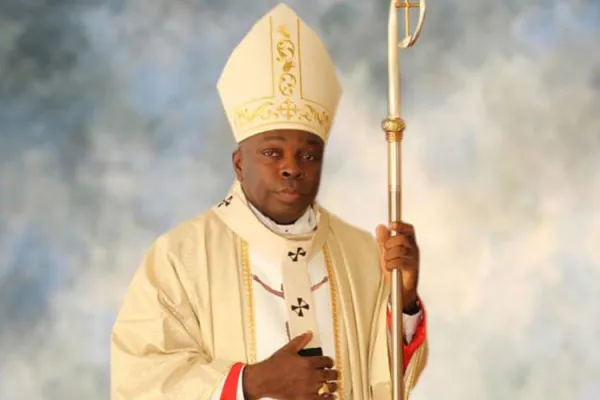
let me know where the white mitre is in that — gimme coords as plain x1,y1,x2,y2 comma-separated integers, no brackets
217,3,342,144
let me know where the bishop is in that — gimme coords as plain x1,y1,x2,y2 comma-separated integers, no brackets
111,3,428,399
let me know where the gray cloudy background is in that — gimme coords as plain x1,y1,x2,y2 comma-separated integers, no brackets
1,0,599,399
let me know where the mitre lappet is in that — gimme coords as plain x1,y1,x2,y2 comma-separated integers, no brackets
216,3,343,358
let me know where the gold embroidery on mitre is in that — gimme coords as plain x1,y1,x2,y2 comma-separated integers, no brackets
230,18,333,139
275,25,297,96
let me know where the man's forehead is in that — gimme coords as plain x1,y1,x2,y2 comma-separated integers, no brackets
254,129,324,145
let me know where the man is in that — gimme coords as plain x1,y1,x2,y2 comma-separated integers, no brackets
111,3,427,399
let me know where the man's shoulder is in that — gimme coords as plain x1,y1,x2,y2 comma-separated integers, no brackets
321,208,382,290
322,207,378,249
157,206,231,252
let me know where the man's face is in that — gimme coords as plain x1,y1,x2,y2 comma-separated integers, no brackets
232,129,325,225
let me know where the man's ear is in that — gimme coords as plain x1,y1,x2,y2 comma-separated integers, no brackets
232,148,243,181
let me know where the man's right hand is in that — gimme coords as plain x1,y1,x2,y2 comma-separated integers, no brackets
242,331,338,399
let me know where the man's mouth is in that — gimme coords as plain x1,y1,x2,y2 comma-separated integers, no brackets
277,187,302,202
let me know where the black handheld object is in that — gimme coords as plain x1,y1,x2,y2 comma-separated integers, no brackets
298,347,323,357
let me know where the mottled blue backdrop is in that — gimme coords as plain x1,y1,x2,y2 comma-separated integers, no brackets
1,0,599,399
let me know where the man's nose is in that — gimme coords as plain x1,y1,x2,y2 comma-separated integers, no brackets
280,157,303,179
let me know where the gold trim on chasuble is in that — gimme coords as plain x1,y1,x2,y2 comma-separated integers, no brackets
322,245,344,399
231,17,333,138
240,241,344,399
405,339,427,397
241,241,257,364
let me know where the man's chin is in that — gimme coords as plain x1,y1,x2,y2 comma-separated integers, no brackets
269,202,310,224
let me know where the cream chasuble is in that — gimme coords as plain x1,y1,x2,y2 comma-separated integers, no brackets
111,181,428,400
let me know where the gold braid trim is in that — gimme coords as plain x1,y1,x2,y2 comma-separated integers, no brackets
403,339,429,398
322,245,344,400
241,241,257,363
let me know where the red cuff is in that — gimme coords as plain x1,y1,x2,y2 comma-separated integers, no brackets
386,297,427,372
220,362,245,400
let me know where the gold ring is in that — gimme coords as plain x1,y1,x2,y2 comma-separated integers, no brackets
317,383,329,395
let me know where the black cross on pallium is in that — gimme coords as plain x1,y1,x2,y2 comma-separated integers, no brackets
288,247,306,262
291,297,309,317
218,195,233,207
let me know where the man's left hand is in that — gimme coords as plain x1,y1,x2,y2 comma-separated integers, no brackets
376,221,420,311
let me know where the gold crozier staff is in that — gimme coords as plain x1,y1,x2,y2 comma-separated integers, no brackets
381,0,427,399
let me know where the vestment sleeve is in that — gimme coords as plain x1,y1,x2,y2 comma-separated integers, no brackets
111,235,243,400
208,364,246,400
371,288,428,399
385,296,428,374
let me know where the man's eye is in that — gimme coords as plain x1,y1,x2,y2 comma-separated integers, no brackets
302,153,317,161
263,149,280,157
